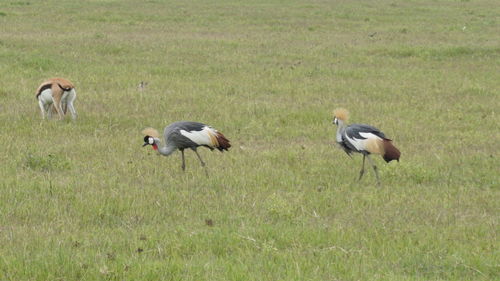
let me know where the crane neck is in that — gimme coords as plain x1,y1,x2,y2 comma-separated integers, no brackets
336,120,346,143
154,139,176,156
158,145,176,156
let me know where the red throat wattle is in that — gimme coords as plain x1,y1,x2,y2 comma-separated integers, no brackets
152,144,158,150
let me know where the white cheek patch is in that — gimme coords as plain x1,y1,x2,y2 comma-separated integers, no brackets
148,138,154,144
334,118,338,125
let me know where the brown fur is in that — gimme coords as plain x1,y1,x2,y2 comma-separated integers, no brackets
35,77,74,98
35,78,75,118
382,139,400,163
214,132,231,151
333,108,349,122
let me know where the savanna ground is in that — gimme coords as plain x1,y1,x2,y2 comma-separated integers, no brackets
0,0,498,280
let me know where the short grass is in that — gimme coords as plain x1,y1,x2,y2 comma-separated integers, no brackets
0,0,498,280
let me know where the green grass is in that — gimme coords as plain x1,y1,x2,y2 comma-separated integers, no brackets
0,0,498,280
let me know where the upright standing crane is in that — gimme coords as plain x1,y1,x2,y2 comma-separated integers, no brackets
333,108,400,186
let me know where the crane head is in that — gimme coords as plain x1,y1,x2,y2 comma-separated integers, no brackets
141,127,160,150
333,108,349,124
143,135,158,150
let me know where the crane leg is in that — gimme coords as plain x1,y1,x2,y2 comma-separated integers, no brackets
194,149,209,177
358,154,366,181
366,155,381,187
180,149,186,171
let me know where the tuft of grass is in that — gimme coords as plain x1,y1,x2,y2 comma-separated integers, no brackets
376,46,499,60
264,192,301,221
20,55,56,72
24,153,71,172
10,1,31,5
0,89,8,98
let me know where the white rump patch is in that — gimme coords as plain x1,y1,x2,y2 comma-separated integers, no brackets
180,126,216,147
38,89,54,104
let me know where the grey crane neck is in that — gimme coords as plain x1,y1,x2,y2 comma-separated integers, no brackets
155,139,176,156
336,122,346,143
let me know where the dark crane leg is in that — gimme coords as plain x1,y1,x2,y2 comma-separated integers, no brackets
366,155,381,187
194,149,209,177
180,149,186,171
358,154,366,181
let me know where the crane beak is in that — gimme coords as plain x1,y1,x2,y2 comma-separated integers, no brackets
142,142,148,147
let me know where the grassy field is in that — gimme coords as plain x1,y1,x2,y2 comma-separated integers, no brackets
0,0,498,280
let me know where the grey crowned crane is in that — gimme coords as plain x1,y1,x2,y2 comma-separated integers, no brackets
142,121,231,176
333,108,400,186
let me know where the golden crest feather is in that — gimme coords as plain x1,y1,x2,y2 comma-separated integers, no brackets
141,127,160,138
333,108,349,122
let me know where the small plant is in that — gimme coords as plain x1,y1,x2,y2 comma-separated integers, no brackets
0,89,8,98
10,1,31,5
264,193,297,220
24,153,71,172
383,162,435,185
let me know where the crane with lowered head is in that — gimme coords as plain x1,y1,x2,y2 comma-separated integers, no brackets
142,121,231,176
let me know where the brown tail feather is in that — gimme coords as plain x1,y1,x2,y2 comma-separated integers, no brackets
215,132,231,151
382,139,400,163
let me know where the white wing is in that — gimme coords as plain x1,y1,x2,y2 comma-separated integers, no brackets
345,132,383,152
180,126,216,147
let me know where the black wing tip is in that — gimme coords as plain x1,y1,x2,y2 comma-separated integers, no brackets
216,145,230,152
383,156,400,163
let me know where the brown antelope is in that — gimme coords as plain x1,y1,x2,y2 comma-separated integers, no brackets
35,77,77,120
